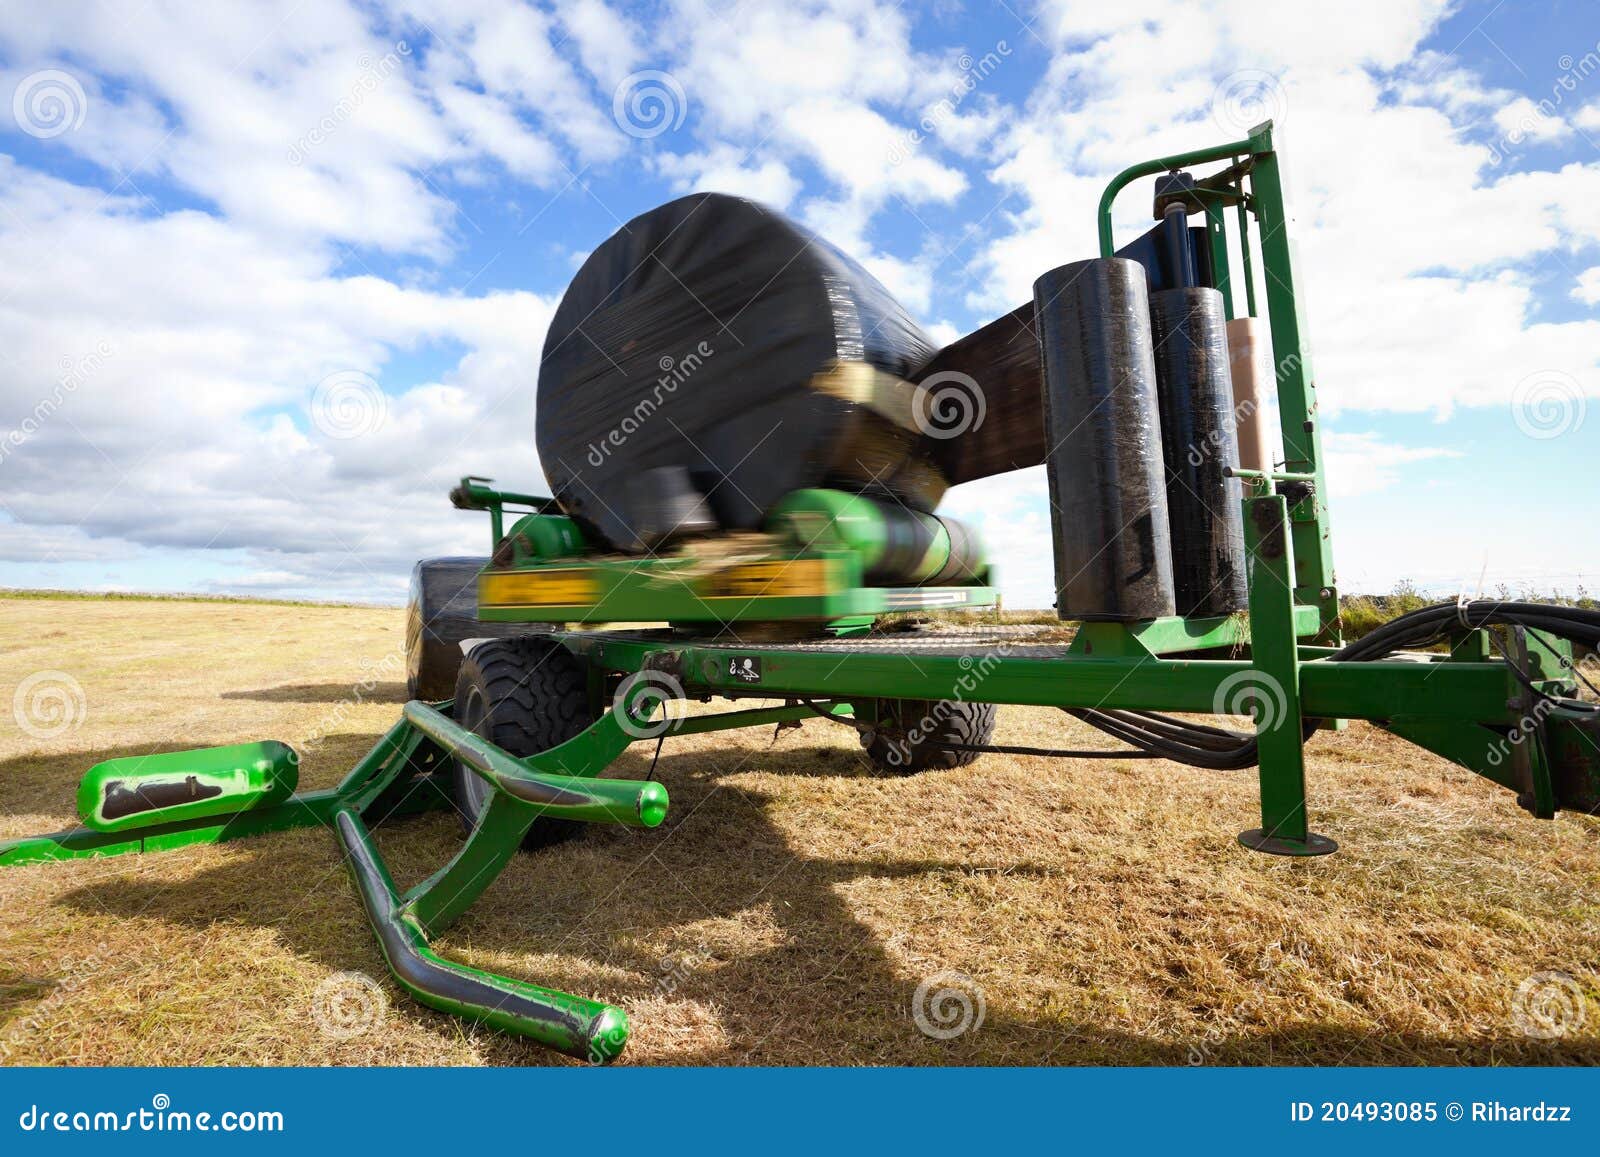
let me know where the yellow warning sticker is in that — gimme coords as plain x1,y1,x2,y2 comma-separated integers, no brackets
479,569,599,607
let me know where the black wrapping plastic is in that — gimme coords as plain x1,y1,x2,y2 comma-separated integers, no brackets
911,304,1047,484
1148,288,1248,617
537,193,941,551
625,464,716,548
1034,258,1175,622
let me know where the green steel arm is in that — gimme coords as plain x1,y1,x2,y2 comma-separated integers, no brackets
450,476,562,548
400,700,665,826
335,808,628,1063
1096,129,1265,257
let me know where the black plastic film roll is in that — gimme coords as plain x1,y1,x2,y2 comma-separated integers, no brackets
1034,258,1175,622
1148,288,1248,617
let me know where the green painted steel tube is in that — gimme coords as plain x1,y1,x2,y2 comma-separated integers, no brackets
0,789,346,867
1096,129,1263,256
76,740,298,833
559,632,1517,724
401,700,666,827
334,809,629,1063
667,700,853,736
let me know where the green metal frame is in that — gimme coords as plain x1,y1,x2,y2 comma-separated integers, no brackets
474,546,999,626
5,123,1596,1063
1098,120,1338,642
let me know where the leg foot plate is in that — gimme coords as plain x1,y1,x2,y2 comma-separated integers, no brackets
1237,828,1338,857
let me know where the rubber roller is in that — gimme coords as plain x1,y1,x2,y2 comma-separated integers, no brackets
766,489,984,586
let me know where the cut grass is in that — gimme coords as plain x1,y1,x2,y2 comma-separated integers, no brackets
0,587,387,609
0,596,1596,1066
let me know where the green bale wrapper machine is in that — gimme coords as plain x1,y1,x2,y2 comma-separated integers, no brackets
4,123,1597,1064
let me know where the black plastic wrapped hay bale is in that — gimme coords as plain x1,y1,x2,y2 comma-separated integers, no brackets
1148,288,1248,617
1034,258,1175,622
537,193,943,551
405,558,550,701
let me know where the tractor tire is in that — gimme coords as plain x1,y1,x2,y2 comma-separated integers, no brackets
406,557,549,701
861,698,997,774
450,636,595,850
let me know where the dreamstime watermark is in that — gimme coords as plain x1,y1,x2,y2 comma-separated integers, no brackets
889,41,1011,165
12,669,88,741
613,69,687,138
911,370,986,440
311,370,387,439
288,42,411,164
1487,44,1600,167
883,644,1009,769
1187,396,1259,469
1511,970,1588,1040
1211,669,1288,731
1211,69,1286,135
12,68,87,139
590,941,716,1061
912,969,986,1040
1510,370,1585,440
1,340,114,467
585,340,714,467
1485,695,1560,771
296,649,405,760
613,669,687,740
17,1094,283,1133
311,970,388,1040
656,941,714,998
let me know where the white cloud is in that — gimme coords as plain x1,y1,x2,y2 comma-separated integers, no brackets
0,158,557,587
655,146,802,209
940,467,1056,609
1492,95,1571,144
0,519,135,563
969,0,1600,424
1320,430,1460,499
659,0,975,248
1572,265,1600,305
1,0,1595,604
558,0,643,89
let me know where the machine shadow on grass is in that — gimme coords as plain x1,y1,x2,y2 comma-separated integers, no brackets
19,738,1596,1066
219,681,407,704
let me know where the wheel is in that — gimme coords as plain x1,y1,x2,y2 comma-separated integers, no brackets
450,636,595,850
861,698,997,774
406,557,550,700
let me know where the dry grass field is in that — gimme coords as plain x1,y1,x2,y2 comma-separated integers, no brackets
1,594,1597,1066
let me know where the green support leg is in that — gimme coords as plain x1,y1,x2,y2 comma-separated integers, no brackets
335,808,628,1063
1238,493,1336,856
403,790,540,936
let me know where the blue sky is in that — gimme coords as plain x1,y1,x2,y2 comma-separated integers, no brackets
0,0,1595,606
